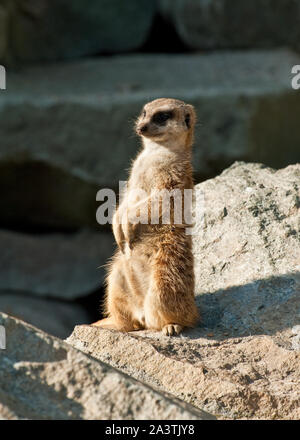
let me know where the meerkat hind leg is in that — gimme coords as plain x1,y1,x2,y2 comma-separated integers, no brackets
91,253,142,332
91,315,138,332
91,317,118,329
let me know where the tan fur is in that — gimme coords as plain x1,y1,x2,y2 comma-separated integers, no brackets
92,98,199,336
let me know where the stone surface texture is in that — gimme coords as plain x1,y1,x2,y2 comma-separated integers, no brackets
159,0,300,50
0,312,214,420
0,292,90,338
1,50,299,229
0,229,114,299
67,163,300,420
0,0,155,63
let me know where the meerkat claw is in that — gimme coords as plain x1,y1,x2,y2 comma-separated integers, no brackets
162,324,183,336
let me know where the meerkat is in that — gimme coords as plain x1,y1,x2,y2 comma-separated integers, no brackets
92,98,199,336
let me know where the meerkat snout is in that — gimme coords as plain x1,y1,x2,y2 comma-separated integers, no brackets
137,123,149,134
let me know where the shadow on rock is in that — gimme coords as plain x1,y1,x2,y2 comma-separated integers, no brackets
192,271,300,341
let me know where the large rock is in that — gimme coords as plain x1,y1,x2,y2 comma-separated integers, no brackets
0,313,214,420
0,292,90,338
68,163,300,420
0,157,101,229
0,229,114,299
0,0,155,63
0,3,8,60
193,162,300,333
159,0,300,50
0,50,299,228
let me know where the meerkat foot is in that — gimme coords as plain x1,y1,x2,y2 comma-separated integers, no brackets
162,324,183,336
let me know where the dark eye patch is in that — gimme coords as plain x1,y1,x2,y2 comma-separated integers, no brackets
143,110,146,117
152,111,173,125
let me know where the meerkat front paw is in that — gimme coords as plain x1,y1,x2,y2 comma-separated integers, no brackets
162,324,183,336
123,220,138,250
112,211,126,253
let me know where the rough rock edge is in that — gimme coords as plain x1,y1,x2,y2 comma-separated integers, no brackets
0,312,215,420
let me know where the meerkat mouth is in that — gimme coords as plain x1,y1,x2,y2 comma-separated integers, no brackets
142,131,165,139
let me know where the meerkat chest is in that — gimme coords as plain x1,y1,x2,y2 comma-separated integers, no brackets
129,149,172,193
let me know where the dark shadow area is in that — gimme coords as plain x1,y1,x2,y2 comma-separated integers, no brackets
141,13,191,54
0,159,100,232
0,288,104,340
185,272,300,342
193,157,240,184
76,287,105,324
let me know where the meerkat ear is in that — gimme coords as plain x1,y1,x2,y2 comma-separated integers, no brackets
185,113,191,128
184,104,196,129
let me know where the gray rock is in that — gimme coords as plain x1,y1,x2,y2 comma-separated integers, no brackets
0,157,102,229
193,162,300,335
0,229,114,299
68,162,300,420
159,0,300,50
68,322,300,420
0,292,90,338
0,0,155,63
0,51,299,227
0,3,8,60
0,312,214,420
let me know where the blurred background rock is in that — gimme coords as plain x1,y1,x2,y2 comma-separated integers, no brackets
0,0,299,338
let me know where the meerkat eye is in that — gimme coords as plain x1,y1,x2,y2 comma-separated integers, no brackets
152,111,173,125
185,113,191,128
143,110,146,117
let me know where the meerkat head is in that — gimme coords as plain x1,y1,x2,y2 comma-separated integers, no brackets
135,98,196,150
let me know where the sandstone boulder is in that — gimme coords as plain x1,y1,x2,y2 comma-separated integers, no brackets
0,229,114,299
1,50,299,229
0,157,101,230
193,162,300,334
68,162,300,420
0,292,90,338
0,0,155,63
0,312,214,420
159,0,300,50
0,3,8,60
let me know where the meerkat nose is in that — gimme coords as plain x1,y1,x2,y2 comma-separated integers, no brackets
139,124,148,133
